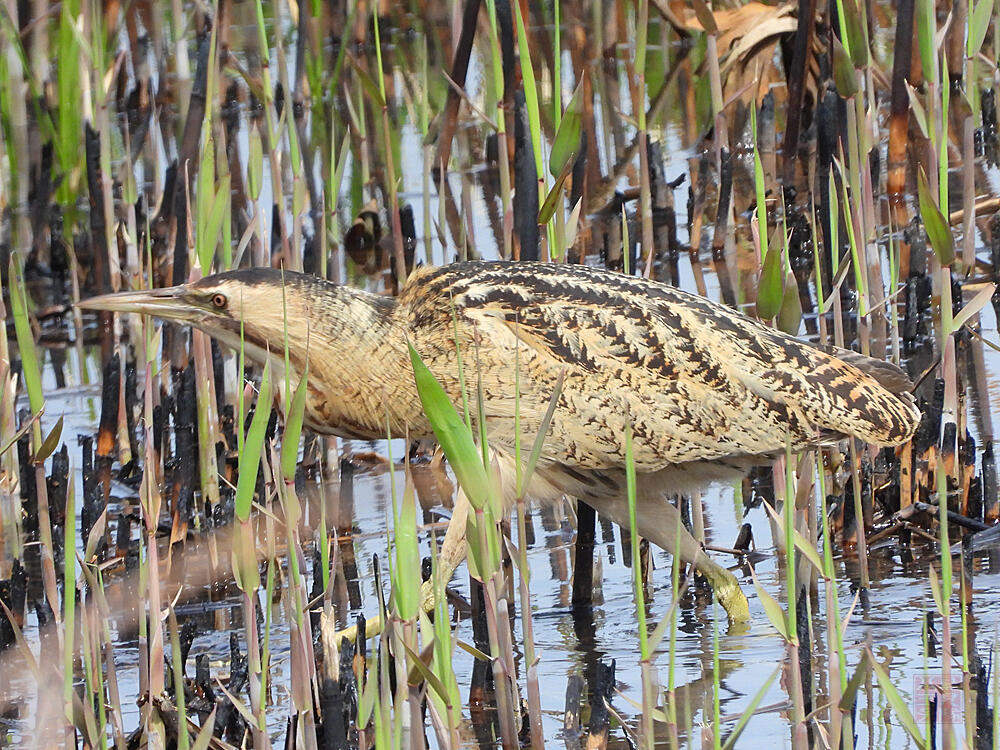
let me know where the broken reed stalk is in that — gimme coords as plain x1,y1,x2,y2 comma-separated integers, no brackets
572,501,596,605
5,2,1000,748
962,117,976,271
372,11,409,286
632,0,655,277
782,0,818,185
251,0,290,267
435,0,482,174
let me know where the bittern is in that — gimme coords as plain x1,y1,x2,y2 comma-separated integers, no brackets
79,261,921,626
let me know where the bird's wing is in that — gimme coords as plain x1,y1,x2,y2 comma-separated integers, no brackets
400,262,920,472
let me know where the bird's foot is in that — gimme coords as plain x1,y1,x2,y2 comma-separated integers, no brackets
698,558,750,625
332,613,383,647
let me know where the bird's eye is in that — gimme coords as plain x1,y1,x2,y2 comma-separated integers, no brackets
211,293,227,309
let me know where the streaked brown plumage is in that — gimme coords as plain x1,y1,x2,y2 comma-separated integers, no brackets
79,261,921,626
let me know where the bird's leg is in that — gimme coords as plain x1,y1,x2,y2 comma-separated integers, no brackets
600,482,750,625
648,502,749,625
333,488,473,646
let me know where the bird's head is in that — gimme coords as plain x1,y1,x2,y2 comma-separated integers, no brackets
77,269,324,365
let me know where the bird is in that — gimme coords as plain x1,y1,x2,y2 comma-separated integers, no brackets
78,260,921,629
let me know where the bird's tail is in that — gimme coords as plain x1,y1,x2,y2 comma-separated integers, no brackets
803,350,921,446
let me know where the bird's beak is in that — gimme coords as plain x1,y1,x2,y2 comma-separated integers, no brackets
76,285,205,322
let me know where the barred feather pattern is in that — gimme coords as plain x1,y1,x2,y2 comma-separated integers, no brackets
399,261,920,474
79,260,921,625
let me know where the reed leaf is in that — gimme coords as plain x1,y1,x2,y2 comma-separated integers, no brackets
204,175,231,271
402,641,451,703
235,361,272,522
969,0,995,55
520,369,566,494
868,649,928,748
392,475,420,621
928,563,945,616
280,363,309,482
8,256,44,420
950,283,997,334
832,37,860,97
0,600,39,679
248,124,264,201
838,650,870,709
776,274,803,335
624,424,649,660
549,78,584,177
196,134,216,272
839,0,869,67
757,246,784,320
0,409,41,458
752,102,768,261
917,166,955,265
191,708,217,750
762,500,824,574
513,0,544,182
538,163,572,225
349,58,386,109
720,666,781,750
409,344,492,511
34,416,64,464
906,84,930,138
83,508,107,563
751,567,790,640
690,0,718,33
916,0,939,86
457,639,491,661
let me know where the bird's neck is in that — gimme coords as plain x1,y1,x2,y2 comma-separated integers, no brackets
292,286,418,440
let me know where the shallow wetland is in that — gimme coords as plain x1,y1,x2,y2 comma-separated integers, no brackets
2,0,1000,748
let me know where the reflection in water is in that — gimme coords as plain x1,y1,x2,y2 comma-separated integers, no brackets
3,2,1000,739
1,420,999,746
0,3,1000,747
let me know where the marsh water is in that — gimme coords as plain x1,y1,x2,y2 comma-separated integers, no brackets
7,383,1000,747
3,0,1000,747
